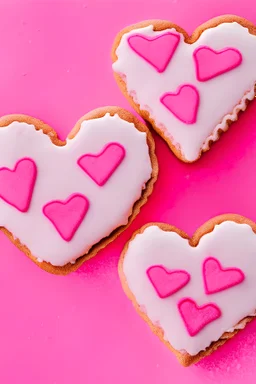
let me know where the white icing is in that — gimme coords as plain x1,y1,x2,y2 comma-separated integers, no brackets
122,221,256,355
226,311,256,332
113,23,256,161
226,323,246,333
0,114,152,266
202,86,255,151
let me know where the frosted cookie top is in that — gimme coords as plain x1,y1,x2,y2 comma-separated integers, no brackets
113,21,256,161
0,113,153,266
122,220,256,355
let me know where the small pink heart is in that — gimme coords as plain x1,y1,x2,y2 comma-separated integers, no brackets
147,265,190,298
128,32,180,73
178,298,221,337
78,142,125,186
160,84,199,124
194,46,242,82
0,158,37,212
43,193,89,242
203,257,245,294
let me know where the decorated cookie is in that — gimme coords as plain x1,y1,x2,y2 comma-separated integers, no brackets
112,16,256,162
0,107,157,274
119,215,256,366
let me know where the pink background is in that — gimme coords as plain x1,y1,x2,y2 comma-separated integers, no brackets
1,0,256,382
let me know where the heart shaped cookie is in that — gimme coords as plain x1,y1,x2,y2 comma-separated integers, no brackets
0,107,157,274
119,215,256,366
112,16,256,162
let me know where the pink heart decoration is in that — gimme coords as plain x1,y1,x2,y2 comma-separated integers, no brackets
147,265,190,298
203,257,245,294
43,193,89,242
160,84,200,124
128,32,180,73
193,46,242,82
120,219,256,360
0,158,37,212
178,298,221,336
78,142,125,186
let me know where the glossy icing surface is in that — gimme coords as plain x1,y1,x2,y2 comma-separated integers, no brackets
178,297,221,337
42,193,90,241
0,158,37,212
193,46,242,82
160,84,200,124
147,265,190,298
78,142,126,186
203,257,245,294
128,32,180,73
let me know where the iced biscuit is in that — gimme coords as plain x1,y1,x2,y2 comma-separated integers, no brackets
0,107,157,274
119,214,256,365
112,16,256,162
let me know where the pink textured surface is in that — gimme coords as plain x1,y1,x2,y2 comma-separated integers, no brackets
160,84,200,124
203,257,245,294
42,194,90,242
0,158,37,212
147,265,191,298
178,298,222,337
78,142,126,186
1,0,256,382
128,32,180,73
193,46,243,82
